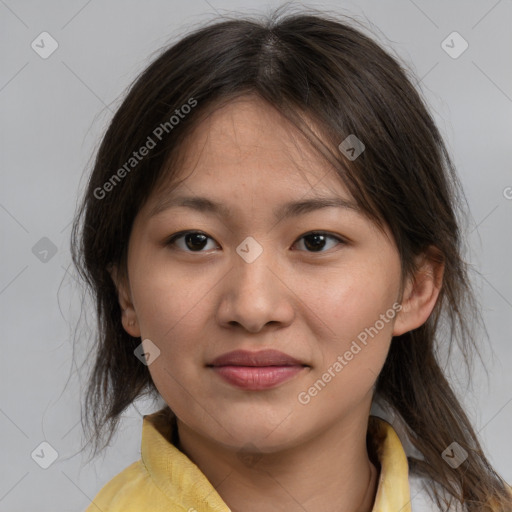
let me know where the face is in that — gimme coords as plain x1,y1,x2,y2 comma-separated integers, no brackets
120,95,406,453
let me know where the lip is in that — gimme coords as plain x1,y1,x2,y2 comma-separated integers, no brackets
209,349,305,367
207,349,308,390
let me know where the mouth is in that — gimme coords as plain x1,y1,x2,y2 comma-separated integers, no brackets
207,349,309,390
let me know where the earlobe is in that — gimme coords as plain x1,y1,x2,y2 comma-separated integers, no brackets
392,247,444,336
108,264,141,338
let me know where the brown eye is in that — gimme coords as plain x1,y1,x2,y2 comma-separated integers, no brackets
165,231,218,252
293,232,345,253
165,230,345,254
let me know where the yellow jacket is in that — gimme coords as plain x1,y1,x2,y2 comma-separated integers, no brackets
83,409,447,511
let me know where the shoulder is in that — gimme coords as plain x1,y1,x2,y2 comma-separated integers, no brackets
84,408,231,512
84,459,185,512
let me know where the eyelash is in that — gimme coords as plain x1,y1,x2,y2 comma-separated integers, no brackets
164,230,346,254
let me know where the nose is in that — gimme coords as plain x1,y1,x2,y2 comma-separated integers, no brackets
215,243,295,333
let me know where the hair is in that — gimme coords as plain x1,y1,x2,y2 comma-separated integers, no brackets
70,5,511,510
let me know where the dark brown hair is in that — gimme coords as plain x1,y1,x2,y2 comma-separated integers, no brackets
71,5,511,510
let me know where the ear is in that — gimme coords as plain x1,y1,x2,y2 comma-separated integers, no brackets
392,246,444,336
109,264,141,338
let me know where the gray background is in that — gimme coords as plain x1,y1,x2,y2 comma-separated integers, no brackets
1,0,511,510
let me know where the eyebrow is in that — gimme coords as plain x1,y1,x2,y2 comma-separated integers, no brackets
148,194,361,221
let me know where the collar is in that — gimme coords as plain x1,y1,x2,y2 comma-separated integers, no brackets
141,408,412,511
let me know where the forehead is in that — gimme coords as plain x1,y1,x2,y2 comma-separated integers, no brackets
149,95,352,207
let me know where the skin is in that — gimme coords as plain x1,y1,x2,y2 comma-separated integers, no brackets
112,95,443,512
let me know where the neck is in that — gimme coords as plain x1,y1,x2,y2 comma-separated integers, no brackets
175,403,379,512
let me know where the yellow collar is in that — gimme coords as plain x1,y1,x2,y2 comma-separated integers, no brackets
141,408,412,511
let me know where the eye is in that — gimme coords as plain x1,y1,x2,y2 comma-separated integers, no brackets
292,231,345,253
165,230,345,253
165,231,219,252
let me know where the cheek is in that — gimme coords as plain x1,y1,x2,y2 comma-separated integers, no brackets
296,256,400,394
126,263,205,404
129,247,213,338
302,259,401,341
129,263,215,416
